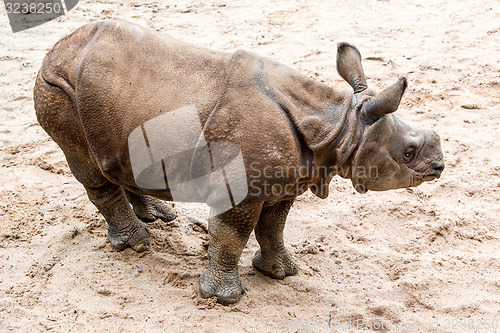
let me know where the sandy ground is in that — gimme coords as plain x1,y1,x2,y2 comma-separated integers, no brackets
1,0,499,332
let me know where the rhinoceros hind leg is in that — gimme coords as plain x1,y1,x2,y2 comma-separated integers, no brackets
252,198,298,279
58,149,151,252
85,182,150,252
198,201,263,304
56,150,150,253
124,190,176,223
34,69,149,252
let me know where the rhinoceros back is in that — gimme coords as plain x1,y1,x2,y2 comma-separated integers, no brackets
39,20,232,184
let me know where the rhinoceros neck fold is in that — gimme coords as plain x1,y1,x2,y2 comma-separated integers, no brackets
256,57,362,198
260,59,360,170
328,93,364,173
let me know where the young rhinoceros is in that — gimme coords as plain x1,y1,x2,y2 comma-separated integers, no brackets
34,20,444,304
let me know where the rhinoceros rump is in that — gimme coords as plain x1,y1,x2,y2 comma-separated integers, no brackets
34,20,444,304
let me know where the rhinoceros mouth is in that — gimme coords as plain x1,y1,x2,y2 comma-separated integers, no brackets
422,174,438,181
410,173,439,187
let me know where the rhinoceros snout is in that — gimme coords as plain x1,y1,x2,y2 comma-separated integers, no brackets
432,161,445,179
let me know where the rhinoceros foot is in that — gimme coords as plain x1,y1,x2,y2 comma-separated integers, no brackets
252,248,298,280
133,199,176,223
197,267,244,305
125,191,177,223
107,222,150,252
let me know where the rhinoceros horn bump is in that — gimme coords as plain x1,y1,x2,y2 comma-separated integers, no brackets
336,42,368,94
364,77,407,121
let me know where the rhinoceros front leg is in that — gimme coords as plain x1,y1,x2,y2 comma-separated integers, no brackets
86,183,150,252
124,190,177,223
252,198,298,279
198,201,263,305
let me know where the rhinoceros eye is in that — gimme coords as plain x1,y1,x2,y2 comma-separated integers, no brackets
403,147,416,163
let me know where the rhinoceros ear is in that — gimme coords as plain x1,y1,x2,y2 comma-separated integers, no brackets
363,77,407,121
337,43,368,94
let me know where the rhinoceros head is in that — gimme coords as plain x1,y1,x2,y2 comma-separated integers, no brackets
337,43,444,194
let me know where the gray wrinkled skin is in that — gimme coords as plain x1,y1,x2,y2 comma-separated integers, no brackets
34,20,444,304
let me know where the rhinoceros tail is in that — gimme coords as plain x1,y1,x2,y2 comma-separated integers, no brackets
33,21,108,157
